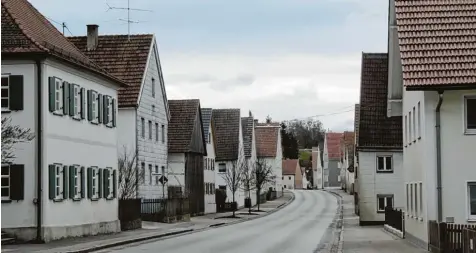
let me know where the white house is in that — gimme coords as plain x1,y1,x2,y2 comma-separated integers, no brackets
1,0,126,242
311,146,323,189
212,109,246,208
241,114,258,206
323,132,343,188
340,132,355,193
356,52,404,225
353,104,361,214
387,0,476,248
201,108,216,214
167,99,207,216
255,122,283,196
69,27,170,200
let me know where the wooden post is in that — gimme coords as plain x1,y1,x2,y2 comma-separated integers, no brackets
439,222,447,253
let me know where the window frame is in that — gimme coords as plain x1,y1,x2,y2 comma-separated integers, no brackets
409,111,412,145
91,90,98,123
148,120,153,140
106,167,114,199
73,165,81,200
376,155,393,173
218,163,226,173
91,166,100,200
53,77,64,115
377,194,394,213
148,164,152,185
464,96,476,135
1,75,10,111
161,124,165,143
419,182,423,220
151,78,156,98
467,181,476,220
73,84,81,119
54,164,64,200
417,102,421,139
141,118,145,138
412,106,416,142
1,165,10,201
106,95,113,127
404,115,408,147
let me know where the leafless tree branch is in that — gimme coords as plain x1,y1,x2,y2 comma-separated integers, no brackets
118,146,144,200
220,155,246,217
253,157,275,211
1,117,35,164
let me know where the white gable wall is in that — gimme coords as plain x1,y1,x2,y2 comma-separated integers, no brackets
136,40,168,199
204,120,216,214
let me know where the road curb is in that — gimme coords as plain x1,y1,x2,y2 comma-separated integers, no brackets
324,190,344,253
64,229,194,253
68,192,295,252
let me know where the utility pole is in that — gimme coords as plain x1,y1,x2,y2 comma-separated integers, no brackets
106,0,152,41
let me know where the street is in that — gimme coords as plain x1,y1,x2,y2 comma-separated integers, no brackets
99,190,339,253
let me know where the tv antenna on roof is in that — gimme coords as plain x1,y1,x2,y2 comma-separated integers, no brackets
105,0,153,40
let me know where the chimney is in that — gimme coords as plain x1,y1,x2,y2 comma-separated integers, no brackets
254,119,258,125
87,24,99,51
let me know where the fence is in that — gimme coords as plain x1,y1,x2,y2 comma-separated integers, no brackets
118,199,142,231
428,221,476,253
141,197,190,223
384,207,404,233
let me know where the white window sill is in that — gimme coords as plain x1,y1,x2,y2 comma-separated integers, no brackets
52,111,63,116
467,218,476,222
464,129,476,135
2,108,11,113
53,198,64,202
419,217,423,222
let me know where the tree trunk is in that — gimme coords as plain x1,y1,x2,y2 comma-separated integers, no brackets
257,188,261,211
232,191,236,217
248,188,251,214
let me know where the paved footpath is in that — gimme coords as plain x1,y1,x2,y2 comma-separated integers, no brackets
326,189,428,253
2,193,294,253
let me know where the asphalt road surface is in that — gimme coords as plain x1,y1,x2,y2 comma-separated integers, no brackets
102,190,339,253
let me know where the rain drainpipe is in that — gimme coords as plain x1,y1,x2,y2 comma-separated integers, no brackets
35,60,43,242
435,91,444,222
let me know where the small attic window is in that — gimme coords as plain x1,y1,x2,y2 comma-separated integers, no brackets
151,78,156,98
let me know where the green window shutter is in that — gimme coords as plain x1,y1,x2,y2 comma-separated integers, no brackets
69,166,75,199
87,90,93,121
62,82,69,115
69,83,75,116
80,88,86,119
87,167,93,199
49,165,56,200
81,167,86,198
97,94,103,124
103,169,109,198
98,168,103,198
48,77,56,112
112,169,117,198
112,99,116,127
9,75,24,111
10,164,24,200
103,96,109,125
63,165,68,199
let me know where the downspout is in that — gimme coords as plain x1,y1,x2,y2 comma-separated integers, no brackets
35,60,43,242
435,91,444,222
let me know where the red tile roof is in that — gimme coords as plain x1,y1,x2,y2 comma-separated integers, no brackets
255,127,279,158
212,109,241,161
168,99,205,154
68,34,153,107
395,0,476,89
1,0,125,86
326,132,343,159
282,159,299,175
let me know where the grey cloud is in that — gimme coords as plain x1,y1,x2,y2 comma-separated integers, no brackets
209,73,256,91
165,73,217,85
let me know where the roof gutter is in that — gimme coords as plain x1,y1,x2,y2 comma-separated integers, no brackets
435,91,444,222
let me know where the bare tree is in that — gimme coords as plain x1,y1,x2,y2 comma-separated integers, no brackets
118,146,144,200
220,156,245,217
1,117,35,164
240,160,256,214
253,157,275,211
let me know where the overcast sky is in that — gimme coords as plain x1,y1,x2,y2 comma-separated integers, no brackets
30,0,388,131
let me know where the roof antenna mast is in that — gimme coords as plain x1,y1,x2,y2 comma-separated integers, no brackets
105,0,152,41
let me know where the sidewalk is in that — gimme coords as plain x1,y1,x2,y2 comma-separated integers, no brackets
325,189,428,253
2,192,294,253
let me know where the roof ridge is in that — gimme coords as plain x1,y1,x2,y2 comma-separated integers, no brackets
67,33,154,38
2,0,47,52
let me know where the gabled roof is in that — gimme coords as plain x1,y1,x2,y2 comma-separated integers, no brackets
241,117,254,158
168,99,205,154
282,159,299,175
395,0,476,89
358,53,402,149
326,132,343,159
255,126,279,158
1,0,125,86
68,34,155,107
201,108,213,143
212,109,241,161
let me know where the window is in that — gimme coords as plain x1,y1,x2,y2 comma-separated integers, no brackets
208,133,211,144
88,90,99,123
376,156,393,172
204,158,208,170
465,96,476,134
105,95,113,125
2,165,10,200
284,185,287,189
54,78,63,114
72,84,81,119
141,118,145,138
48,164,65,200
406,184,410,213
148,120,152,140
413,106,417,142
105,168,114,199
141,162,145,183
155,123,159,142
91,167,99,199
415,183,418,217
468,182,476,220
218,163,226,173
161,166,165,178
155,165,159,185
410,184,414,216
72,165,81,199
409,111,412,144
377,194,394,212
419,182,423,216
151,78,156,98
149,164,152,185
212,159,214,171
417,102,421,139
1,76,9,109
404,115,408,146
152,105,155,114
289,176,291,180
161,125,165,143
219,185,226,190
